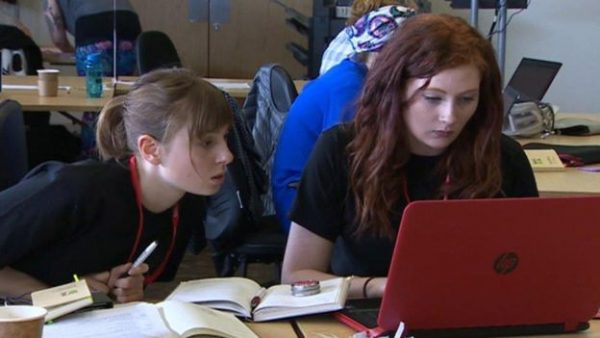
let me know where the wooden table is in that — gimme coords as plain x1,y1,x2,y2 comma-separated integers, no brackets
1,75,113,112
294,316,600,338
115,77,307,101
41,46,76,66
246,320,298,338
42,51,76,66
517,113,600,197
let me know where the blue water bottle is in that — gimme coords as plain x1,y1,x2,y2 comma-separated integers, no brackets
85,53,104,98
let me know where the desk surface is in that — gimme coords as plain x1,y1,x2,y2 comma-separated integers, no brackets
42,51,76,66
41,46,76,66
517,113,600,196
246,320,298,338
2,75,305,111
1,75,113,112
115,77,307,100
294,316,600,338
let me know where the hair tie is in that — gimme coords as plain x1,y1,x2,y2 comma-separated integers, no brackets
363,277,376,298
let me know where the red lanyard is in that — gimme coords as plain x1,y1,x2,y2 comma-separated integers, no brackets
403,174,451,203
128,156,180,285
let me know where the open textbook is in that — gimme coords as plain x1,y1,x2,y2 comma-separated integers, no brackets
43,301,258,338
165,277,350,322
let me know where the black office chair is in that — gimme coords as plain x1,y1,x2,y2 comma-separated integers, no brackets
1,24,49,128
135,30,182,74
0,100,28,191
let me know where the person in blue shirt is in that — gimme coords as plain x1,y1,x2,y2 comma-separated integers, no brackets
272,5,415,233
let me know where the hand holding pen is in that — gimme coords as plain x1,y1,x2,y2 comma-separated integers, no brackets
81,241,157,303
109,241,157,302
82,262,149,303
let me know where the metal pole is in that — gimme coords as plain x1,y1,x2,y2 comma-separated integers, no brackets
113,0,117,81
470,0,479,28
497,0,507,80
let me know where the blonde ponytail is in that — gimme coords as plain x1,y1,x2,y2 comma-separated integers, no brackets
96,95,130,160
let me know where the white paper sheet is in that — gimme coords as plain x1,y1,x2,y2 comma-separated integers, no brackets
210,82,251,90
43,303,175,338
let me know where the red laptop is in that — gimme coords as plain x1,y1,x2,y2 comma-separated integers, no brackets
335,196,600,337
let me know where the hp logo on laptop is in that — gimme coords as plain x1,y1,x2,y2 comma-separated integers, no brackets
494,252,519,274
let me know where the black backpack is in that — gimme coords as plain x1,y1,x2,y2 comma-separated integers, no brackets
203,92,267,260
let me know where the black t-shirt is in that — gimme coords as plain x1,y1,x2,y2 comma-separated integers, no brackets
290,125,538,277
0,160,206,286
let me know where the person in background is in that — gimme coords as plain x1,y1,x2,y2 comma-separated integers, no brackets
43,0,141,76
0,0,31,36
0,68,233,303
281,14,538,299
43,0,142,158
272,5,415,233
319,0,419,75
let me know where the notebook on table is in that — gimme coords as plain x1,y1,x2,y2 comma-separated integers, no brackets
334,196,600,337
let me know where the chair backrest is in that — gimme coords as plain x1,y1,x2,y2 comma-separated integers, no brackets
0,99,28,191
74,11,142,47
242,64,298,215
136,30,182,74
0,24,49,128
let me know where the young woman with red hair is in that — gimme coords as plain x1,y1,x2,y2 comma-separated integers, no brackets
281,14,538,299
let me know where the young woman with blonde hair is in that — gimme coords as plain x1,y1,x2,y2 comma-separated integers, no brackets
0,68,233,303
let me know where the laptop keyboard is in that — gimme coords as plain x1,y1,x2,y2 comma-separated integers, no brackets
339,298,382,329
339,299,590,337
342,307,380,328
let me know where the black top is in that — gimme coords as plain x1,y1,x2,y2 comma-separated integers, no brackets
0,160,206,286
290,125,538,277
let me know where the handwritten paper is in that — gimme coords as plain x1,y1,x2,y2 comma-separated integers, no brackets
43,303,175,338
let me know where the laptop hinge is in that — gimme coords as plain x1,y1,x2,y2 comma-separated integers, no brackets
366,326,388,338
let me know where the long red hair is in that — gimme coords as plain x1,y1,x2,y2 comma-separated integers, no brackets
348,14,504,238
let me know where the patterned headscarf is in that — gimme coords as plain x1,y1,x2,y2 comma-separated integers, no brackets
346,5,416,54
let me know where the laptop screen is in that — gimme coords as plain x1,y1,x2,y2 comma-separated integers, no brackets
386,197,599,336
505,57,562,102
335,197,600,337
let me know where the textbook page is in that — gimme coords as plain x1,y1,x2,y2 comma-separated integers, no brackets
159,300,258,338
166,277,261,317
253,277,350,321
43,303,175,338
166,277,350,322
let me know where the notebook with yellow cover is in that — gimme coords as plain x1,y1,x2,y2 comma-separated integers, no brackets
31,279,93,321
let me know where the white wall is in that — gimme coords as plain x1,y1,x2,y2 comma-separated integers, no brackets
432,0,600,114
